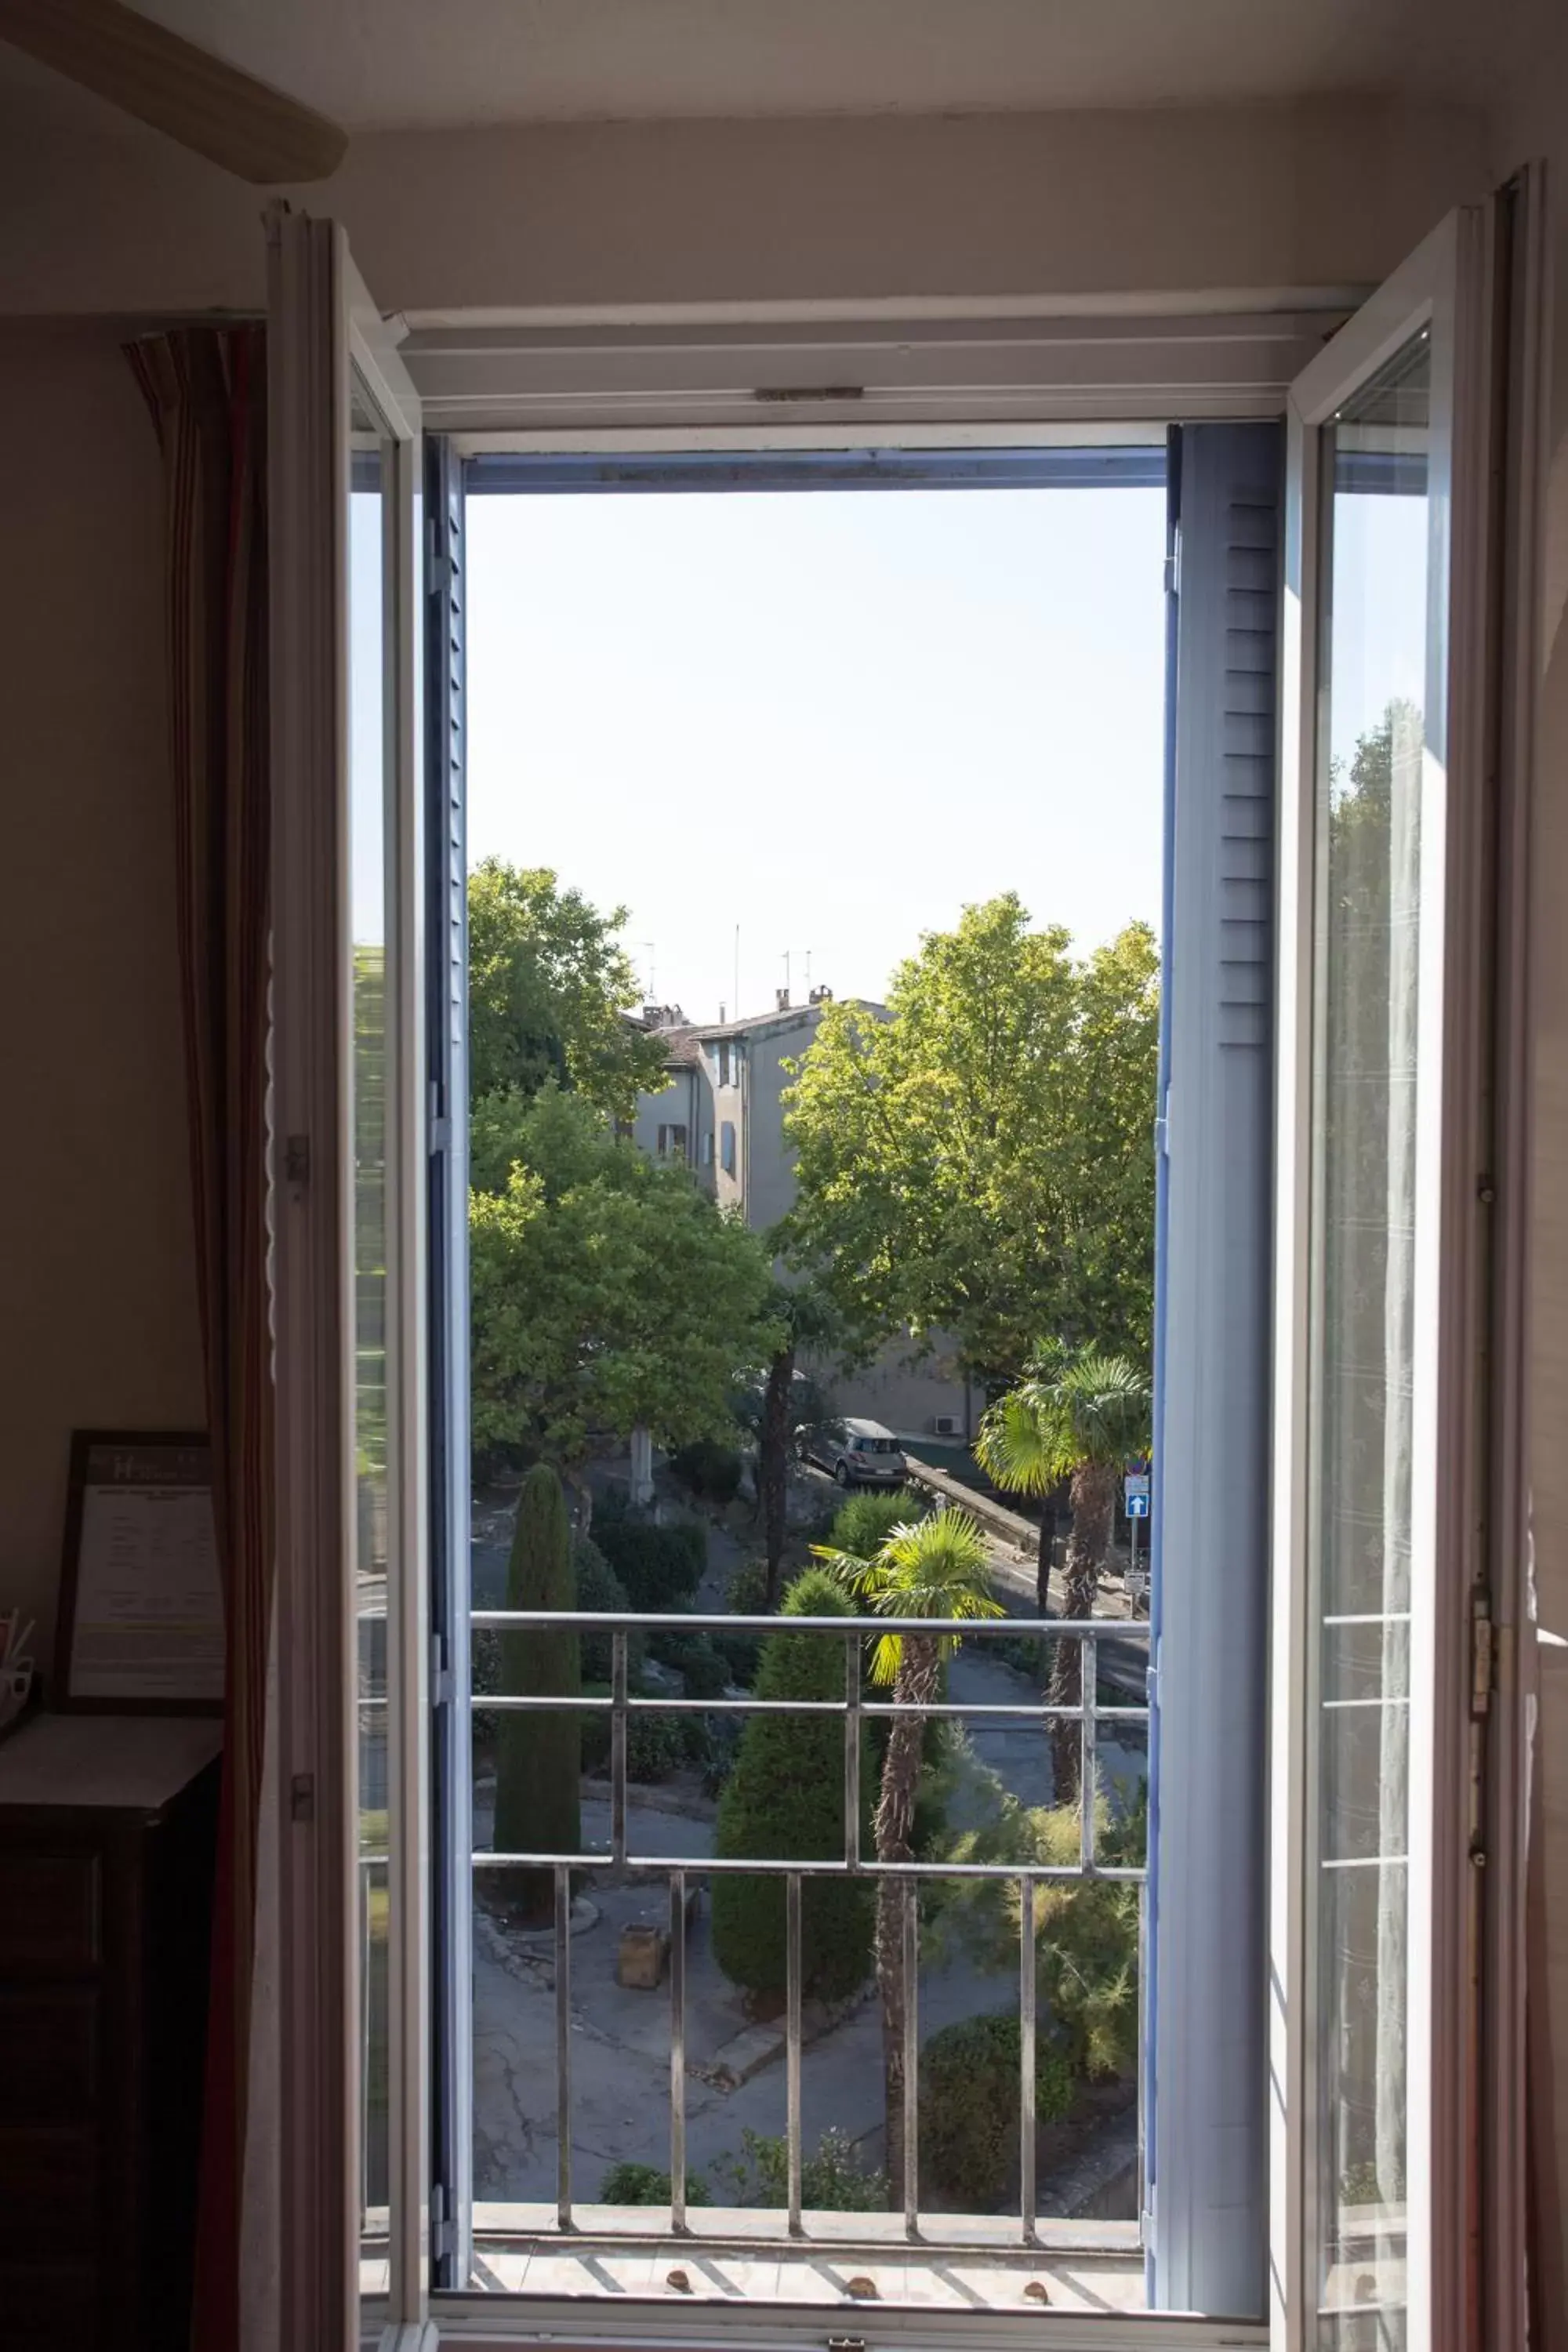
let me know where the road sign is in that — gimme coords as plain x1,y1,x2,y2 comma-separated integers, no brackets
1127,1494,1150,1519
1123,1471,1149,1512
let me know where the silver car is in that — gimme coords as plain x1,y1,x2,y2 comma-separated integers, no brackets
794,1414,909,1488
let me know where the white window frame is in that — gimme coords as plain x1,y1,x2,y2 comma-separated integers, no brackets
267,219,1541,2351
268,209,430,2347
1270,183,1541,2352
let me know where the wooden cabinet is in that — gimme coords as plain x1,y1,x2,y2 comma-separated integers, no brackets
0,1717,220,2350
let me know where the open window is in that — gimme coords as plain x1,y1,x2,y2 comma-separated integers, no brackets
265,176,1541,2350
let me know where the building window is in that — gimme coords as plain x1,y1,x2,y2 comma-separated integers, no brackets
717,1039,731,1087
701,1130,714,1166
720,1119,736,1175
657,1123,688,1161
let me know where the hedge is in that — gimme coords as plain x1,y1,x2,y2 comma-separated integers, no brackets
709,1569,873,2002
492,1465,579,1923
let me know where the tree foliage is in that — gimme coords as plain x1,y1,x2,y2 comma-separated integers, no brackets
467,858,668,1124
782,895,1159,1385
470,1087,779,1469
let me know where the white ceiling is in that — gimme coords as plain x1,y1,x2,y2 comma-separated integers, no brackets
3,0,1548,133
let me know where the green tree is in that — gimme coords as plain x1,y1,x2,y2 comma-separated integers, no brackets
756,1277,842,1607
782,897,1158,1387
467,858,669,1128
975,1348,1150,1804
470,1087,780,1472
492,1464,579,1924
710,1569,874,2003
815,1508,1003,2207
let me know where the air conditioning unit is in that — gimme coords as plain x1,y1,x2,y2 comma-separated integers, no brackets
932,1415,961,1438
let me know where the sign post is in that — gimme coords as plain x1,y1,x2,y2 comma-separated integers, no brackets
1123,1472,1150,1613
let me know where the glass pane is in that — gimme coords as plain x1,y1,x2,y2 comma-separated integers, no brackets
350,385,391,2252
1309,328,1434,2346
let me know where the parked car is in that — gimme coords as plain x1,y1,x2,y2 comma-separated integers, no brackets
793,1415,909,1488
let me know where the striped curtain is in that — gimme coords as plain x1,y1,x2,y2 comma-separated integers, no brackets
125,327,274,2352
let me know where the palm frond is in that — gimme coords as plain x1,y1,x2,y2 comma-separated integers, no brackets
814,1507,1003,1684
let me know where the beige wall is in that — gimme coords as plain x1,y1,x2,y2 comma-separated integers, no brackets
0,325,204,1668
0,94,1490,321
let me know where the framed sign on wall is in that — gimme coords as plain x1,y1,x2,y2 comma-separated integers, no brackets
54,1432,224,1714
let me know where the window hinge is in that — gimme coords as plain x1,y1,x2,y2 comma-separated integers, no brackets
432,1632,452,1710
1471,1595,1494,1717
1154,1087,1170,1161
430,2179,454,2264
1163,553,1178,597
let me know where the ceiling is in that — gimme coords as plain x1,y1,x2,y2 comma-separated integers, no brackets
0,0,1548,134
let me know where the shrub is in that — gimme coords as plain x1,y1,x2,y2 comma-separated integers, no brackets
579,1684,688,1783
710,1570,874,2002
1028,1791,1144,2081
725,1554,769,1614
574,1534,643,1685
931,1781,1146,2087
492,1465,579,1923
712,1555,769,1684
919,2013,1074,2205
668,1436,744,1506
597,2161,710,2208
829,1486,923,1560
710,2127,886,2212
673,1637,731,1700
597,1506,707,1610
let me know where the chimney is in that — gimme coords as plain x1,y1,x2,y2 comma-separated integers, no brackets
775,986,790,1012
809,985,833,1005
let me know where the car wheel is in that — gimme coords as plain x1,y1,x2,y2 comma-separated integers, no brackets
834,1460,851,1487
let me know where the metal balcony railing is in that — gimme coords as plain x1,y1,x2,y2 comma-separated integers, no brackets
469,1607,1150,2251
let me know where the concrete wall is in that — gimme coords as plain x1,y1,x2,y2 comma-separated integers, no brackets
0,324,205,1669
733,1007,821,1237
628,1059,711,1181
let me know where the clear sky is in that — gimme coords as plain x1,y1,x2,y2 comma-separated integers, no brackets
464,485,1168,1023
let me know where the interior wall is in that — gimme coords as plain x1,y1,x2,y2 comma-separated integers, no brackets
0,94,1490,319
1491,27,1568,2321
0,324,203,1670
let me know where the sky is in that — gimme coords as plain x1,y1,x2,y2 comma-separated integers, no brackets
462,485,1168,1023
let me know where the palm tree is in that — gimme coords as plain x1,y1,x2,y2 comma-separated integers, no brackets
815,1506,1003,2207
975,1348,1151,1806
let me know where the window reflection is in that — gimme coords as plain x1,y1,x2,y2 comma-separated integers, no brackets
1312,328,1432,2347
350,390,390,2241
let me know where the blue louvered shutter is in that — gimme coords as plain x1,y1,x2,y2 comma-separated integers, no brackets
425,433,472,2289
1150,422,1281,2317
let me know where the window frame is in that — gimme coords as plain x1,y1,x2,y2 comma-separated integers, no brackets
1271,190,1539,2351
270,222,1539,2350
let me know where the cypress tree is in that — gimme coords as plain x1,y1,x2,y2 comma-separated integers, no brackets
493,1463,579,1924
710,1568,873,2004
